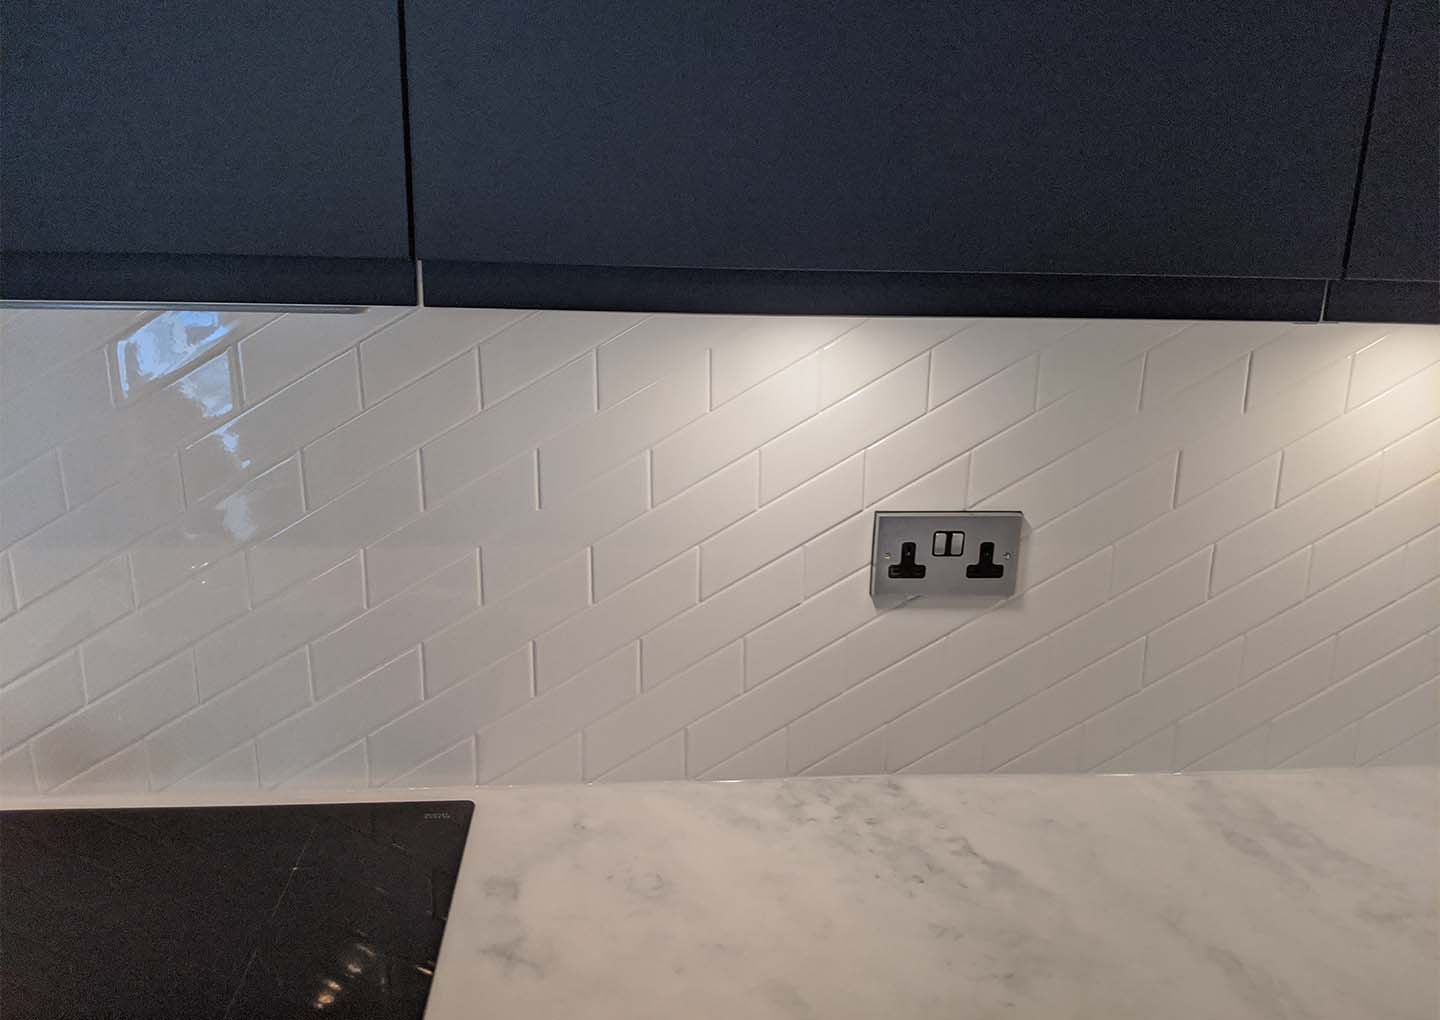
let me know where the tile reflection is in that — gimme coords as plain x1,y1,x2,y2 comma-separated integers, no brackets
113,311,258,400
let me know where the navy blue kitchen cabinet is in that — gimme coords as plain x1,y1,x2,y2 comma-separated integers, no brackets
1,1,416,305
407,1,1385,315
1346,0,1439,283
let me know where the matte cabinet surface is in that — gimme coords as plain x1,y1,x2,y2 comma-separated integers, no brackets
406,0,1384,280
1,0,415,304
1347,0,1440,282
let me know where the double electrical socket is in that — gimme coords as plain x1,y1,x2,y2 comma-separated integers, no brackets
870,511,1023,600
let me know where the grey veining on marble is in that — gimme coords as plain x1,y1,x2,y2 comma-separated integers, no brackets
427,768,1438,1020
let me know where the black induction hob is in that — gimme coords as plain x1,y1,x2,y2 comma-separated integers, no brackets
0,800,473,1020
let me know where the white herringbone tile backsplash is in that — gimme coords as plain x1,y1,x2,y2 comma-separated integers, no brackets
0,308,1436,796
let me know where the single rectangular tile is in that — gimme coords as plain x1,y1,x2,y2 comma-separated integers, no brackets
800,729,886,777
1096,724,1176,772
53,744,152,796
146,649,311,788
970,357,1142,501
1266,633,1435,765
1,308,146,398
1331,578,1439,682
493,733,583,785
480,457,643,602
181,352,361,503
247,455,419,603
424,552,588,695
133,456,304,603
802,516,874,598
257,649,421,786
1365,722,1438,765
32,652,196,790
0,746,35,794
239,307,410,403
540,352,707,501
997,726,1087,773
1247,322,1386,408
642,553,802,689
389,738,476,788
359,308,524,405
278,741,367,790
1037,320,1185,407
368,648,530,784
897,729,984,776
586,643,743,778
701,455,862,597
1309,474,1440,593
304,354,479,507
710,318,861,407
984,357,1246,526
0,452,65,547
1080,639,1244,768
310,553,479,698
194,555,363,700
1113,455,1279,593
600,732,687,782
0,349,110,476
1212,456,1379,593
423,354,594,504
170,742,261,791
745,569,876,688
1020,455,1174,588
761,356,927,503
697,728,787,780
0,653,84,752
593,454,757,599
818,317,963,406
1278,362,1440,503
862,357,1033,505
1140,321,1293,408
1174,640,1336,766
597,314,755,408
1187,726,1269,771
82,555,248,698
478,645,636,781
367,452,535,605
61,353,235,503
1145,550,1309,683
109,310,272,402
1357,679,1439,762
1278,724,1358,768
534,552,696,691
10,455,182,604
1379,417,1440,502
1347,325,1440,409
1240,547,1409,681
480,310,642,405
0,557,132,686
929,318,1080,408
1177,358,1348,503
652,355,818,504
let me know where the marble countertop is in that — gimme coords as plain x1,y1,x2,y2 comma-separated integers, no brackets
6,768,1436,1019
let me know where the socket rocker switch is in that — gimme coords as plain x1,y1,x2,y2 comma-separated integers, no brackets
871,511,1023,599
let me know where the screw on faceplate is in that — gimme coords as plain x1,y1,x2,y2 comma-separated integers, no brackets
1004,552,1012,560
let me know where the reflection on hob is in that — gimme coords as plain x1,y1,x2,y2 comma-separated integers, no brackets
0,800,473,1019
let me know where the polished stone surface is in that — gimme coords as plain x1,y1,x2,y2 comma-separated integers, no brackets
429,768,1437,1020
4,768,1435,1019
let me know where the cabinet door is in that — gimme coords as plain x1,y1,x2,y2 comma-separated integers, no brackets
1,1,413,302
1347,0,1439,282
406,1,1382,279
